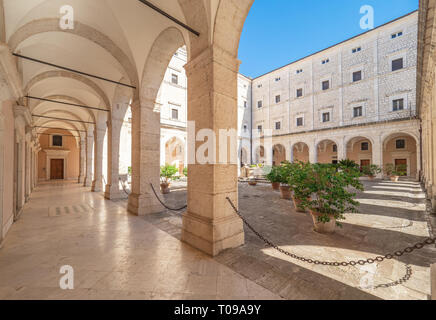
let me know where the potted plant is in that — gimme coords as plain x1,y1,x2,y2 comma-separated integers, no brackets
361,164,381,180
248,177,257,186
160,164,178,194
389,164,407,182
300,163,363,233
278,162,293,200
265,165,281,190
183,166,188,177
287,161,312,212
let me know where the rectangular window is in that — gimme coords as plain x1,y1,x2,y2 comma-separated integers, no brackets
296,69,303,74
353,70,362,82
171,109,179,120
171,74,178,85
275,121,281,130
352,47,361,53
257,100,263,108
353,106,363,117
257,84,262,88
296,88,303,98
322,112,330,123
332,144,337,153
393,99,404,111
361,142,369,151
257,125,262,133
322,59,330,64
275,95,281,103
396,139,405,149
322,80,330,91
392,31,403,39
243,125,247,132
52,135,63,147
296,117,304,127
275,77,280,82
244,101,247,108
392,58,403,71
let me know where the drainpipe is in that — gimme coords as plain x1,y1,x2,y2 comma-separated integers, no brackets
250,80,253,165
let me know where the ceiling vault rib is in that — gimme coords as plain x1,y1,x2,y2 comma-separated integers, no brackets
26,96,110,113
34,126,87,133
13,53,136,89
32,114,95,125
137,0,200,37
38,133,80,138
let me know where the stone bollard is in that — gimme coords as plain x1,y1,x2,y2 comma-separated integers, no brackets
432,264,436,300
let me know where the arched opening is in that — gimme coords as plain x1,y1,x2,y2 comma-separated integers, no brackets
164,136,185,175
240,147,249,167
255,145,265,164
273,144,286,166
316,139,338,164
346,137,373,169
292,142,309,162
383,133,418,179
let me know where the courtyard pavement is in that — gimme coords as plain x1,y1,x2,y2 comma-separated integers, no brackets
0,179,434,300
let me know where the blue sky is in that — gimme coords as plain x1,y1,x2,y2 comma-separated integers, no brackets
238,0,419,78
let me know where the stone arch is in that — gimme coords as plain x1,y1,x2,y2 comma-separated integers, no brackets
272,144,286,166
382,132,419,178
291,142,310,163
36,119,82,147
24,70,112,110
164,136,185,174
240,146,249,166
8,18,139,97
316,139,339,164
128,26,186,216
345,136,374,168
255,145,265,164
34,109,88,132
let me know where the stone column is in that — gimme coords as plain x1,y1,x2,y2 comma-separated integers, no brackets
105,117,124,199
92,126,106,192
78,134,86,184
309,142,317,163
372,136,383,178
337,137,347,161
160,135,166,166
181,46,244,256
84,128,94,187
24,142,31,202
16,138,25,213
127,99,162,215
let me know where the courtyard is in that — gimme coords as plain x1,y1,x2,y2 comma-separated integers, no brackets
0,179,434,300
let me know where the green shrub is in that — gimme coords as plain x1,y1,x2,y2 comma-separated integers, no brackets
183,167,188,177
265,166,281,183
160,164,179,184
361,164,381,177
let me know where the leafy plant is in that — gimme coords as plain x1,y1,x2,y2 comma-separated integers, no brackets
384,163,395,176
128,166,132,176
183,166,188,177
287,161,312,210
361,164,381,177
394,164,407,176
160,164,179,184
298,163,364,226
265,166,281,183
338,159,359,171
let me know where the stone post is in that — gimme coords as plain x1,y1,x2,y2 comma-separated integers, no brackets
104,117,124,199
83,127,94,187
78,134,86,184
372,136,383,178
181,45,244,256
309,142,317,163
127,99,162,215
431,263,436,300
92,126,106,192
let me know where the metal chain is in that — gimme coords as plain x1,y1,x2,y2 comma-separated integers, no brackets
226,197,436,267
119,177,131,196
150,183,187,212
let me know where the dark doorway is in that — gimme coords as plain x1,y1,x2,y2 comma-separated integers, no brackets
50,159,64,180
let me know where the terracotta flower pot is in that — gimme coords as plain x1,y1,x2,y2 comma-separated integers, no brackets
248,180,257,186
160,182,170,194
291,195,306,213
368,175,375,181
309,210,336,234
272,182,280,191
390,176,399,182
279,185,291,200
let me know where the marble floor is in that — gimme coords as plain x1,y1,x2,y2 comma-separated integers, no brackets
0,181,280,300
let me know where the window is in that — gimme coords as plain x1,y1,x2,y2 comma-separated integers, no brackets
322,80,330,91
353,106,363,117
352,47,362,53
257,100,263,108
322,58,330,64
243,124,248,132
275,95,281,103
322,112,330,123
52,135,63,147
296,88,303,98
353,70,362,82
257,125,262,133
296,69,303,74
275,77,281,82
332,144,337,153
171,109,179,120
257,84,262,88
392,58,403,71
391,31,403,39
393,98,404,111
275,121,281,130
396,139,405,149
361,142,369,151
243,101,247,108
296,117,304,127
171,74,178,85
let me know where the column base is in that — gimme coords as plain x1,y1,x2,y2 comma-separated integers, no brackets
181,211,244,257
104,184,126,200
91,180,103,192
127,192,163,216
78,175,85,184
83,177,92,187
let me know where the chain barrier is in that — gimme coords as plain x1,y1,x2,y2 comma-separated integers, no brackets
372,265,412,289
226,197,436,267
150,183,187,212
119,177,131,196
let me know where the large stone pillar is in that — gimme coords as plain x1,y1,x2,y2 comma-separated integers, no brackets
181,46,244,256
84,127,94,187
92,126,106,192
309,142,317,163
105,118,124,199
24,141,30,202
337,137,346,161
127,99,162,215
372,136,383,178
78,134,86,184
